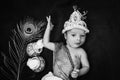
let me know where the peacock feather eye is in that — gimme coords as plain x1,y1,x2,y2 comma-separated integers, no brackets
19,18,38,38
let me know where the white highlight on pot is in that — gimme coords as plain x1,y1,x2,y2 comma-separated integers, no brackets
26,39,44,56
26,43,35,56
41,72,63,80
27,56,45,72
34,39,44,53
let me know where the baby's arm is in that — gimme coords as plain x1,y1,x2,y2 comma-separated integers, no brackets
78,49,90,76
43,16,55,51
71,49,89,78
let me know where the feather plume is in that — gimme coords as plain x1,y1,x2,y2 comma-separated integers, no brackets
0,18,46,80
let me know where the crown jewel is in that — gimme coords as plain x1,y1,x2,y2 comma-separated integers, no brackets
70,6,83,23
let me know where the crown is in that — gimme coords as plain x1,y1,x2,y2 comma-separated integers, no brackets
62,6,89,33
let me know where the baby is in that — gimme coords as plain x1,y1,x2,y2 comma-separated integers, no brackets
42,7,90,80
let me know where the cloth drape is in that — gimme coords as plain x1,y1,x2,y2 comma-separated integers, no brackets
53,43,76,80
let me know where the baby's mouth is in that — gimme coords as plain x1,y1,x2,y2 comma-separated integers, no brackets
75,42,81,45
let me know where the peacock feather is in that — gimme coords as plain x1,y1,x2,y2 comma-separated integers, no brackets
0,18,46,80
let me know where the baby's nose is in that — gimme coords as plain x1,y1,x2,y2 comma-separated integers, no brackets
76,37,80,41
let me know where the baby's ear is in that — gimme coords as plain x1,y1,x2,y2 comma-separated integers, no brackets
64,33,67,39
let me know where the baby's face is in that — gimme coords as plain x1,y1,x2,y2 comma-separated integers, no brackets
65,28,86,48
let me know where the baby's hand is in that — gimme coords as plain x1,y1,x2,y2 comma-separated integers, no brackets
71,69,80,78
46,16,54,30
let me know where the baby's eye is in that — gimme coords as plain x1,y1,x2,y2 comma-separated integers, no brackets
71,34,76,37
81,35,85,37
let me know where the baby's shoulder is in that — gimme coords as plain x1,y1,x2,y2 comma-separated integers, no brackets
54,42,64,51
76,48,87,57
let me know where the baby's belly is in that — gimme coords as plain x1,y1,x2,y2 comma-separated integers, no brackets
54,60,72,76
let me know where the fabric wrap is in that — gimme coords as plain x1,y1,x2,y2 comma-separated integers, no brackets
53,43,76,80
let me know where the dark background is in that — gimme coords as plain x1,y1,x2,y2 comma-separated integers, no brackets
0,0,120,80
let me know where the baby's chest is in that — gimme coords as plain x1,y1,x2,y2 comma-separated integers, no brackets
71,53,81,68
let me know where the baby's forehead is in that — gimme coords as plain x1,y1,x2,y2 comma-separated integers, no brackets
68,28,85,34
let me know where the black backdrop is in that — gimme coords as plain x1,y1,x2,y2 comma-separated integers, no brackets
0,0,120,80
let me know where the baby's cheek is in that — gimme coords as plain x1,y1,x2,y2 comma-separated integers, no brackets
81,37,86,42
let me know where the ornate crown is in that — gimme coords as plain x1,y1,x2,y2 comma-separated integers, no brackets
62,6,89,33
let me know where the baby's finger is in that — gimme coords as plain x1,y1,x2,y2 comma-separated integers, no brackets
46,16,48,21
71,72,78,78
74,68,80,72
75,69,80,73
48,16,51,21
46,16,51,22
